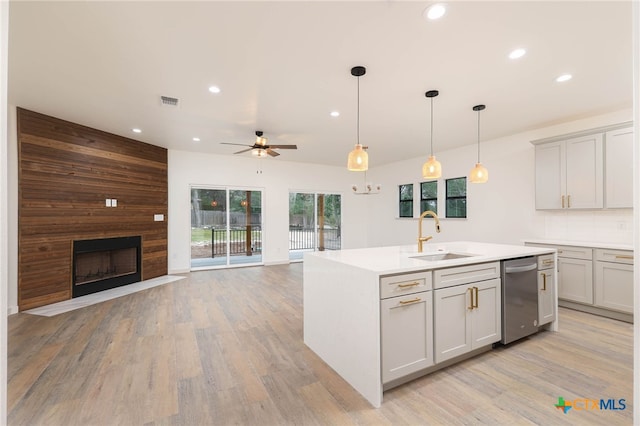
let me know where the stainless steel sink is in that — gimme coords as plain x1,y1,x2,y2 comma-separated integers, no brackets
411,252,477,261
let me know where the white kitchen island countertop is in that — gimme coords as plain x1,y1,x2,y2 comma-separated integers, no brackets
306,241,556,275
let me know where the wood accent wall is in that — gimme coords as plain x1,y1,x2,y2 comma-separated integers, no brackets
17,108,168,310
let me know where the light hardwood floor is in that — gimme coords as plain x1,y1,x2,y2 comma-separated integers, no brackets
8,264,633,425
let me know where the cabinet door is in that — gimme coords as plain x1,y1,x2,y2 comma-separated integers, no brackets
470,278,502,349
381,291,434,383
594,262,633,313
605,127,633,208
558,258,593,304
434,285,471,364
538,269,556,326
565,134,603,209
535,141,564,209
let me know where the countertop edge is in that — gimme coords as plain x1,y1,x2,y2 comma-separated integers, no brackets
523,239,633,251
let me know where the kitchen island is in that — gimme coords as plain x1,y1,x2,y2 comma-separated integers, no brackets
303,241,556,407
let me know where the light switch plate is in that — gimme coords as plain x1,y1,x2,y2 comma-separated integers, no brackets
111,199,117,207
105,199,112,207
154,214,164,221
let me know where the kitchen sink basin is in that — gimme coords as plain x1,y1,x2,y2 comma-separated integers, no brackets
411,252,477,262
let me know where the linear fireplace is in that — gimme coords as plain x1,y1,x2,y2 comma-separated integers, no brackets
72,236,142,298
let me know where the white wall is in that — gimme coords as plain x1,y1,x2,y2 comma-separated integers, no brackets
168,150,370,273
365,109,633,249
1,0,9,421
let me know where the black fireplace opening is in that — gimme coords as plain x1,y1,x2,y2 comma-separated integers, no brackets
72,236,142,298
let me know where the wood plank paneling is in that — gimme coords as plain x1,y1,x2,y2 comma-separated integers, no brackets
18,108,168,310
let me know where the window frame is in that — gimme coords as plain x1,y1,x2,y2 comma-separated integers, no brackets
398,183,414,218
445,177,467,218
419,180,438,215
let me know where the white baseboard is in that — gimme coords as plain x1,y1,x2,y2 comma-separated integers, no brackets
7,306,18,315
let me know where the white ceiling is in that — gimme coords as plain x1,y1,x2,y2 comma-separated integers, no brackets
8,1,633,168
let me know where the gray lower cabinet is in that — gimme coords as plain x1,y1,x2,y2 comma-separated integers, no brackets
380,271,433,384
433,276,501,364
380,290,434,383
594,249,634,314
526,242,633,321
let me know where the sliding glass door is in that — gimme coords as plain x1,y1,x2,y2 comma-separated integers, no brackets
191,187,262,269
289,192,341,261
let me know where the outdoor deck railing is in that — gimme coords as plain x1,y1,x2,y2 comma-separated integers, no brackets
289,226,341,251
211,226,262,257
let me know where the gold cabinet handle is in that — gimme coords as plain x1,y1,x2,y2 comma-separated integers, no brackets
397,281,420,288
543,259,554,265
561,195,565,208
541,272,547,291
473,287,479,309
615,255,633,260
567,195,571,208
398,297,422,306
467,288,474,310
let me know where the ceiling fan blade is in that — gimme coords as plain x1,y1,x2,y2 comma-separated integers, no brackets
221,142,253,147
266,149,280,157
233,148,254,154
268,144,297,149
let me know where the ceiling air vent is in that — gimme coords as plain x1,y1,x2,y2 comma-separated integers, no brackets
160,95,179,107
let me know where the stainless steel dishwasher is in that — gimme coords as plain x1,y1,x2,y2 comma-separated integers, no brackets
501,256,539,344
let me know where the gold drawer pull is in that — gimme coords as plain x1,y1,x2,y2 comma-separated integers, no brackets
467,288,474,310
615,255,633,260
473,287,479,309
543,259,554,265
567,195,571,208
561,195,565,208
397,282,420,288
398,297,422,306
541,272,547,291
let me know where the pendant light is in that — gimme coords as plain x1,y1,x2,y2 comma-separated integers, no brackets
422,90,442,179
469,104,488,183
347,66,368,171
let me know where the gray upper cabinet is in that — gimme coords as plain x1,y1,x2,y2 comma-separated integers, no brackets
532,122,632,210
604,127,633,208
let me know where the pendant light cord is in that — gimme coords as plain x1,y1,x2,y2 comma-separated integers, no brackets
476,110,481,163
430,97,434,156
356,76,360,146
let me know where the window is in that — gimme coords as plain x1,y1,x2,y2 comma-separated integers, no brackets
398,184,413,218
446,177,466,218
420,181,437,214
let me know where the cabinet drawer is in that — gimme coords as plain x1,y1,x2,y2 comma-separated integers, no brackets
595,248,633,265
433,262,500,289
538,254,555,270
380,271,432,299
556,245,593,260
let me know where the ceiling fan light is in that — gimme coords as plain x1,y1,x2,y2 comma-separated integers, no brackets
252,148,267,157
347,143,368,171
422,155,442,179
469,162,489,183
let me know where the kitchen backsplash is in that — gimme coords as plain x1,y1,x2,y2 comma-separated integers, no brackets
540,209,633,244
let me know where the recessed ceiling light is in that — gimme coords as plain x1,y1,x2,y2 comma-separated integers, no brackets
508,48,526,59
208,86,221,94
424,3,446,20
556,74,572,83
132,128,142,133
330,111,340,117
193,137,201,142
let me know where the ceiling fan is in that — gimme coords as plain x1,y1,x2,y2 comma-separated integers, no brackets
221,131,297,157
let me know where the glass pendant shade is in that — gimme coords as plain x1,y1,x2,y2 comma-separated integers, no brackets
469,162,488,183
347,143,368,171
422,155,442,179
